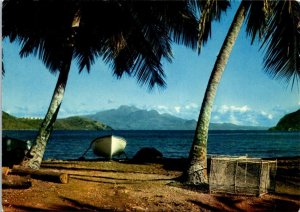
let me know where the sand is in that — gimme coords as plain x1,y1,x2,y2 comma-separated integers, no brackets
2,158,300,211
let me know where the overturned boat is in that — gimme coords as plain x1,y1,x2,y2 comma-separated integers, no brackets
2,136,32,166
91,135,127,159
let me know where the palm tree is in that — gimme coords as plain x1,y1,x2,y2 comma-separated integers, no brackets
185,0,300,185
3,0,199,169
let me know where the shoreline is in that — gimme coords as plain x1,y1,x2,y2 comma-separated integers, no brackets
4,129,300,131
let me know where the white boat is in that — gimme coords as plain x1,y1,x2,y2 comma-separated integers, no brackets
91,135,127,159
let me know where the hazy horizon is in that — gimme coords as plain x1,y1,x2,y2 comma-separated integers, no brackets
2,104,293,128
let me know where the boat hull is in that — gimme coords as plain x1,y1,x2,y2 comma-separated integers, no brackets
91,135,126,159
2,136,32,166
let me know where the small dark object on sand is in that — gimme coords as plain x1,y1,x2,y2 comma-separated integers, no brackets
133,147,163,163
2,136,32,167
78,156,86,161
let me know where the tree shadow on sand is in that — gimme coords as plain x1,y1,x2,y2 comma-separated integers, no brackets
8,197,114,211
248,196,300,212
59,196,114,211
188,197,244,212
189,194,300,212
188,200,223,211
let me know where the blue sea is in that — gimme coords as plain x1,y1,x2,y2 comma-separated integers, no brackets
2,130,300,160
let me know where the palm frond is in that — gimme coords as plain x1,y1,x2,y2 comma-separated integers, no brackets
153,1,199,50
261,0,300,87
106,2,171,89
245,0,276,44
3,0,199,89
198,0,230,53
74,1,196,89
3,0,77,73
2,51,5,77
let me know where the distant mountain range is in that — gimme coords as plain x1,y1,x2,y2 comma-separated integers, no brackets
269,109,300,131
4,105,269,131
2,112,111,130
86,105,267,130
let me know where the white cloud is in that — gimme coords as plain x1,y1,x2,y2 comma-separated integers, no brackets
212,115,220,122
228,113,240,125
261,111,273,120
150,103,198,119
150,103,273,126
149,104,296,127
185,103,198,110
217,105,250,114
211,105,278,126
157,105,169,110
174,106,181,113
154,105,172,114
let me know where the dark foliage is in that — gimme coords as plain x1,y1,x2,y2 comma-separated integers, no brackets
245,0,300,87
269,109,300,131
197,0,230,53
3,0,199,89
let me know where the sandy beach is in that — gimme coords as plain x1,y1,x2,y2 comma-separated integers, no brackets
2,158,300,211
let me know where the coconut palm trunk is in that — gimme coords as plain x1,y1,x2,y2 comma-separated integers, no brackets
21,48,73,169
4,1,199,170
185,1,247,185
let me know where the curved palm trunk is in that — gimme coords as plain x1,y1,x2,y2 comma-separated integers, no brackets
184,1,247,185
21,48,73,169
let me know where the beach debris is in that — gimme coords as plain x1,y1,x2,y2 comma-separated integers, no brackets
2,136,32,167
11,165,69,184
2,167,10,176
2,175,32,189
133,147,163,163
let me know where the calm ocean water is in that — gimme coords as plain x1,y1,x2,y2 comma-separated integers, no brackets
2,130,300,160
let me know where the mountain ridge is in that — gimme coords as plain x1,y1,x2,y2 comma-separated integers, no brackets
3,105,268,131
86,105,267,130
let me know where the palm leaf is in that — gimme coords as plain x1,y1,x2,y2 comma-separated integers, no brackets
3,0,77,73
3,0,198,89
198,0,230,53
245,0,275,44
261,0,300,87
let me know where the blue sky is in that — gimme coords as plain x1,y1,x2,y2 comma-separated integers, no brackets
2,3,299,127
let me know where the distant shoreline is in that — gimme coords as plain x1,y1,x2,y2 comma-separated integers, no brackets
3,129,299,132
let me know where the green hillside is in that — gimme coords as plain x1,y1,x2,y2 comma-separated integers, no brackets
54,116,112,130
269,109,300,131
2,112,112,130
3,112,38,129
